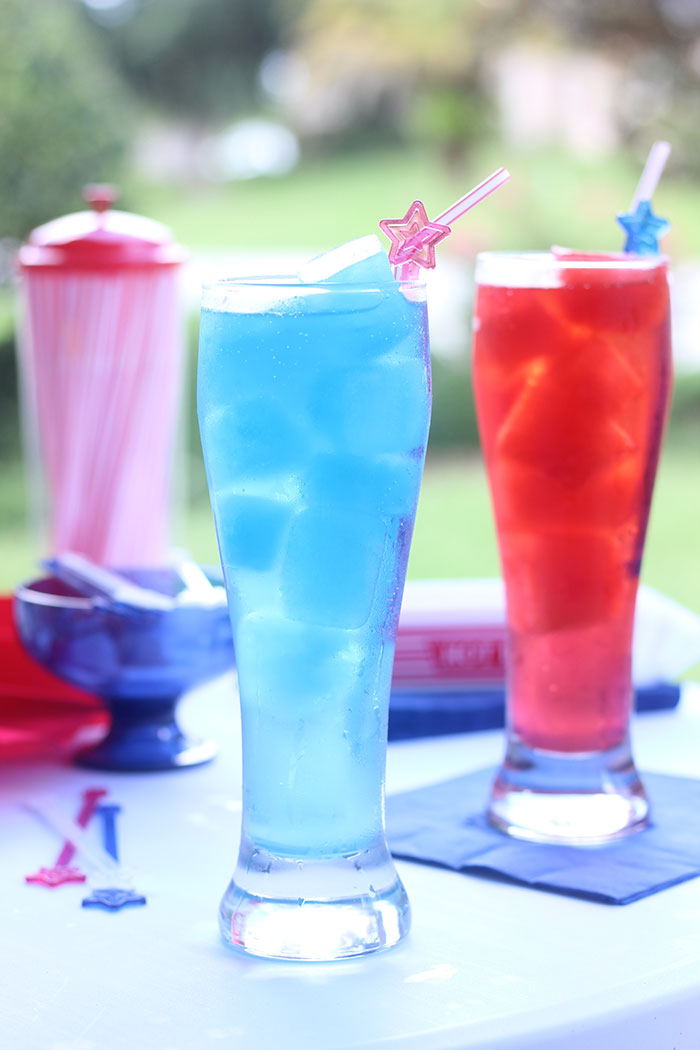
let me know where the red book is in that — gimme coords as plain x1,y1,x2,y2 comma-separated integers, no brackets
393,578,700,692
389,579,693,740
394,579,507,689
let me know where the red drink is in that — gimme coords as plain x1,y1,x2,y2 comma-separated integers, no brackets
472,251,672,841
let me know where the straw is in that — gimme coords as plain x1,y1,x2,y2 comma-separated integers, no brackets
25,786,107,887
435,168,511,227
170,549,226,606
81,803,147,909
104,271,182,565
630,141,671,210
99,270,181,566
55,787,107,867
44,551,176,612
24,267,181,568
23,798,136,885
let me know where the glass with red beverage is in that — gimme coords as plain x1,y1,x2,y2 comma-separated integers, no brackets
472,251,672,843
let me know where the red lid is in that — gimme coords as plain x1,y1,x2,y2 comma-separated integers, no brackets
18,185,187,271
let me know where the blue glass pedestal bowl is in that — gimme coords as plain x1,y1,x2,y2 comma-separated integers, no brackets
13,569,234,772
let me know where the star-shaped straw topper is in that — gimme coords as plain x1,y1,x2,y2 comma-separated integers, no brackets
379,201,451,269
379,168,510,276
616,141,671,255
25,787,106,889
82,886,147,911
617,200,671,255
26,865,86,887
81,803,147,911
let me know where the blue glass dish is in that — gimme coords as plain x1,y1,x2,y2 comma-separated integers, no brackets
13,569,234,772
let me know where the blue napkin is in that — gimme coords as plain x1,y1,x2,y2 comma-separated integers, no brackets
386,768,700,904
387,684,680,741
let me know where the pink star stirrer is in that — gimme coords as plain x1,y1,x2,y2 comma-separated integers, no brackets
379,167,510,279
25,787,107,887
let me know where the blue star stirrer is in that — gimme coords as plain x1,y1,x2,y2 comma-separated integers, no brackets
616,141,671,255
82,804,147,911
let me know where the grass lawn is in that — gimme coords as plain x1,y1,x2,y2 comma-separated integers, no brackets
178,454,502,583
2,445,700,686
2,143,699,675
179,444,700,614
2,441,699,611
129,144,700,262
181,443,700,683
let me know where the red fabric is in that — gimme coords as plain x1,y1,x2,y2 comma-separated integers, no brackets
0,596,108,759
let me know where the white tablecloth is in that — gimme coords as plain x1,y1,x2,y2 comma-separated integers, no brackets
2,677,700,1050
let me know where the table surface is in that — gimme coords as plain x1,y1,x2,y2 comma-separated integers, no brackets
2,677,700,1050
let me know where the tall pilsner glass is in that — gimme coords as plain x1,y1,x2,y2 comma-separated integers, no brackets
198,275,431,959
472,251,672,843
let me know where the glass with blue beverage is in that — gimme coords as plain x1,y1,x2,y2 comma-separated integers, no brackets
197,237,431,960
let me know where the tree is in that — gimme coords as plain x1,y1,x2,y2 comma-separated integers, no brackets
278,0,492,161
81,0,282,122
0,0,131,239
284,0,700,168
476,0,700,165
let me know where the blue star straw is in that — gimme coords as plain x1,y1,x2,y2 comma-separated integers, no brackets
616,141,671,255
82,803,147,911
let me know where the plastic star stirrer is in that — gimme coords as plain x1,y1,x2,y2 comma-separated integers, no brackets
25,786,107,887
616,141,671,255
379,167,510,279
82,803,147,911
24,797,145,908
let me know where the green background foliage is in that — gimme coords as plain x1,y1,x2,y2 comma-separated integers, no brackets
0,0,131,240
2,0,700,622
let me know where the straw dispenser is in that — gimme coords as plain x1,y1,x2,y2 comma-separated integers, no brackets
17,186,186,567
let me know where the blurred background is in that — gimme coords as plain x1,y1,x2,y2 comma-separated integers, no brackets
2,0,700,614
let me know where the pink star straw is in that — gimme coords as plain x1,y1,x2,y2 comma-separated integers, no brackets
379,167,511,279
25,787,107,887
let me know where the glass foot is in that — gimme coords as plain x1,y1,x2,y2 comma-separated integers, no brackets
75,697,216,772
488,734,650,845
219,837,411,961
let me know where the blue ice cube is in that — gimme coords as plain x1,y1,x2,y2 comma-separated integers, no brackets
235,612,366,709
281,507,388,629
200,398,309,491
298,235,394,286
198,307,316,409
234,611,382,853
296,237,425,355
310,355,430,457
304,452,423,518
213,492,292,572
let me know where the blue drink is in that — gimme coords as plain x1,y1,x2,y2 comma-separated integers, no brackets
198,240,430,959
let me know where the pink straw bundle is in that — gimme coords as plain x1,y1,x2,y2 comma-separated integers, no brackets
20,268,184,567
